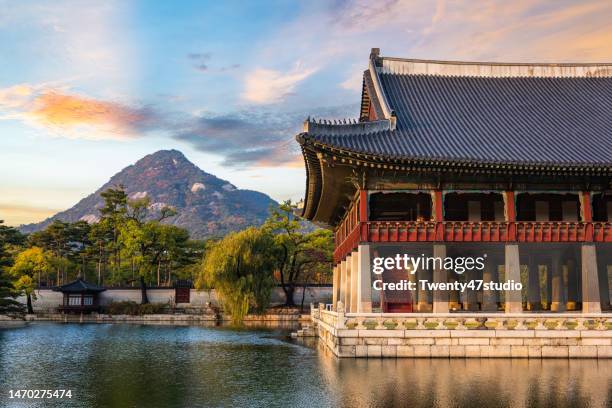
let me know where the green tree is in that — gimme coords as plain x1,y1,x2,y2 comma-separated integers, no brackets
9,247,52,313
263,201,333,306
100,186,129,275
29,220,92,285
196,227,275,323
119,196,180,303
0,221,25,315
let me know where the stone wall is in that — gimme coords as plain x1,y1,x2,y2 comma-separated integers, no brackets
24,286,333,312
312,307,612,358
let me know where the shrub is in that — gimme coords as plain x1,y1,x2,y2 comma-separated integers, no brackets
107,301,140,315
138,303,166,315
106,301,166,315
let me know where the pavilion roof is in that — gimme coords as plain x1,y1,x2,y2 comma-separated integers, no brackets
53,278,106,293
298,50,612,168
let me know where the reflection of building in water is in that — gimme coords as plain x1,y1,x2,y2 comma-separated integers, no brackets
315,351,610,408
296,48,612,314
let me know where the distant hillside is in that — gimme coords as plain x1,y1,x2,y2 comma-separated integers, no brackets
20,150,278,239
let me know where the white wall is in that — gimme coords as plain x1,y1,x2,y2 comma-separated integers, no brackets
26,286,333,312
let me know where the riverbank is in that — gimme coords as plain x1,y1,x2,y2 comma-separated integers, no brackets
1,310,311,326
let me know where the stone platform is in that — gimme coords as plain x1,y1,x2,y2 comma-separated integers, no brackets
311,305,612,358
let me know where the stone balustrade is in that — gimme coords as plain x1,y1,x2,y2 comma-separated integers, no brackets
309,305,612,358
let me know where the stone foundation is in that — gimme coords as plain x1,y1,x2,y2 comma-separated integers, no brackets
312,305,612,358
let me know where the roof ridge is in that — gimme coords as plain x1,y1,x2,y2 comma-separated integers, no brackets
378,57,612,78
303,117,391,135
381,56,612,68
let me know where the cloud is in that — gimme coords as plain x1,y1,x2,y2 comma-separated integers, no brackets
172,105,355,167
339,68,364,91
0,81,353,168
0,84,156,140
241,63,317,104
188,52,211,60
0,2,138,93
250,0,612,93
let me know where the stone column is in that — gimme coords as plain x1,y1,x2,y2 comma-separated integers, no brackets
350,251,359,313
504,244,523,313
527,260,541,311
344,255,352,313
597,253,611,311
482,254,498,311
332,263,340,307
581,244,601,313
550,258,566,312
463,266,480,311
432,244,449,313
566,259,579,311
356,244,372,313
339,260,347,307
417,266,432,312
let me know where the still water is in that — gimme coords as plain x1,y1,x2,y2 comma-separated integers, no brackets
0,323,611,407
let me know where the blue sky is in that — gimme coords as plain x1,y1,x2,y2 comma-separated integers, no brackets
1,0,611,225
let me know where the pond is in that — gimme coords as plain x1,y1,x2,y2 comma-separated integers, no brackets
0,323,610,407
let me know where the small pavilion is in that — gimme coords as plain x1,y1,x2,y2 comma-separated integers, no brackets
53,278,106,313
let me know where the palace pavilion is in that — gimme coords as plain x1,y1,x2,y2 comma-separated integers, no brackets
297,48,612,315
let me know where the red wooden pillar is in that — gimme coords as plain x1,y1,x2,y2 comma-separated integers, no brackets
433,190,444,241
359,190,368,241
504,191,516,241
581,191,593,241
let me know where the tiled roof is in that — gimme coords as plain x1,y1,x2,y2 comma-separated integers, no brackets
53,278,106,293
300,56,612,167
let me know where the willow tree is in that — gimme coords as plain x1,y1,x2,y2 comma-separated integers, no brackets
196,227,275,323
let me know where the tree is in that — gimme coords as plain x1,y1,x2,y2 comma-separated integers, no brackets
29,220,92,285
263,201,333,306
0,221,25,315
0,269,22,315
118,196,179,303
196,227,275,323
9,247,52,313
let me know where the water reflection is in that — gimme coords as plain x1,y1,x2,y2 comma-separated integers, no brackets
0,323,610,408
315,343,612,407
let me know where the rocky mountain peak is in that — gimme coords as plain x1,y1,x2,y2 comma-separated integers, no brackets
20,150,277,239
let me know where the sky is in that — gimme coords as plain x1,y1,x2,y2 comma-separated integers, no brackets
1,0,612,226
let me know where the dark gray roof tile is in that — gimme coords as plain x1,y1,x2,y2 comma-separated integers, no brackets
305,74,612,166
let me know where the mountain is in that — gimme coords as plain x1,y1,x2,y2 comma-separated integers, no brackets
20,150,278,239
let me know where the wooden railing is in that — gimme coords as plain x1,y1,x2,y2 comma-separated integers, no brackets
333,223,361,263
334,221,612,263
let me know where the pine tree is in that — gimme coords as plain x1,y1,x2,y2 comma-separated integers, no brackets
0,220,25,315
